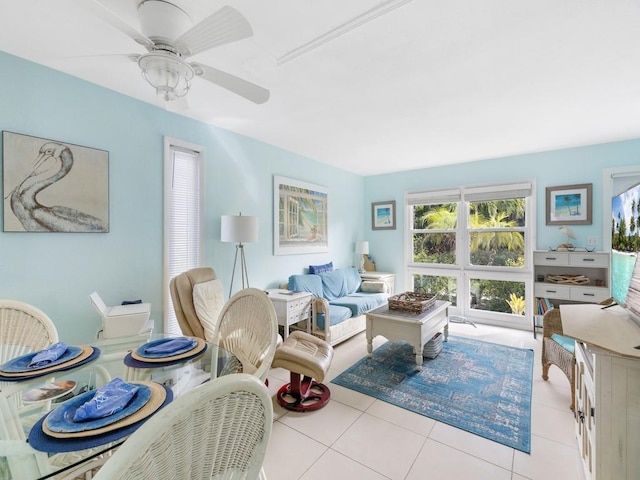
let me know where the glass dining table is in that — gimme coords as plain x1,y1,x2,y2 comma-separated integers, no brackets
0,335,238,480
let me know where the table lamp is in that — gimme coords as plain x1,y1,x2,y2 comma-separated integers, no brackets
221,213,258,297
355,241,369,273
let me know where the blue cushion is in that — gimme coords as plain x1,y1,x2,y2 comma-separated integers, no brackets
309,262,334,274
288,274,324,298
317,305,352,329
330,292,387,317
551,333,575,354
319,269,349,300
342,267,362,294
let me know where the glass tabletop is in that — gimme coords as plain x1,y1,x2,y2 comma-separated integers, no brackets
0,336,238,480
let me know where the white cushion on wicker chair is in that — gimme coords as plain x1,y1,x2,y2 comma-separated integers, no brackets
192,279,224,341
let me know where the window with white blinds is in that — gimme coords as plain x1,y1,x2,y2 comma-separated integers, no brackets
164,138,203,334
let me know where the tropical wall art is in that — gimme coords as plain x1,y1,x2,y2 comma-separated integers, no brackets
545,183,592,225
273,175,328,255
371,200,396,230
2,131,109,232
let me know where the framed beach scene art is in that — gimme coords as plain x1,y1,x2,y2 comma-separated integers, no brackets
372,200,396,230
546,183,592,225
274,175,328,255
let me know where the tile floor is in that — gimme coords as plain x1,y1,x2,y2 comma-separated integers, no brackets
262,323,583,480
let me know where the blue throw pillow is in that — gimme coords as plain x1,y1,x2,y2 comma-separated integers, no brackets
309,261,334,274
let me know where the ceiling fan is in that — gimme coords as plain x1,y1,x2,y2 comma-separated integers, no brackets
85,0,269,103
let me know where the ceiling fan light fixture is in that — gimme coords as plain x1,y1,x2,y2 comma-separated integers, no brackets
138,52,194,101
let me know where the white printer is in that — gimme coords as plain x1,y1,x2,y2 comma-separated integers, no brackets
89,292,151,338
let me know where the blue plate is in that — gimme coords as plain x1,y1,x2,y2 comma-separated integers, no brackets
136,337,198,359
44,383,152,433
0,346,83,373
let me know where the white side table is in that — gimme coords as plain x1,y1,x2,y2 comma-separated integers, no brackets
359,272,395,295
265,289,313,339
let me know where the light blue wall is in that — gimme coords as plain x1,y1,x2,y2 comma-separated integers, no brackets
365,140,640,292
0,52,364,344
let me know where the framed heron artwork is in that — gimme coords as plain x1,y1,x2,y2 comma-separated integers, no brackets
2,131,109,232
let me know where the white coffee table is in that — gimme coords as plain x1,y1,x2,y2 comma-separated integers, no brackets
366,300,451,370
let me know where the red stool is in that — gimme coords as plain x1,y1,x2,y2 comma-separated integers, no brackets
272,331,334,412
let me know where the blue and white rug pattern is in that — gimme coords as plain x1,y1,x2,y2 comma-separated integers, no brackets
332,336,533,452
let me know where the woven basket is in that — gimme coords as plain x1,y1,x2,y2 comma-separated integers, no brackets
423,332,443,359
388,291,436,313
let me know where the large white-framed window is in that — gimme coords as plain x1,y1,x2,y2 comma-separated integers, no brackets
406,181,534,328
163,137,204,334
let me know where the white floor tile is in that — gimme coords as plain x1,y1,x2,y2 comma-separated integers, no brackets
513,434,581,480
278,399,363,446
530,402,576,447
332,413,426,480
406,438,512,480
299,449,388,480
262,422,327,480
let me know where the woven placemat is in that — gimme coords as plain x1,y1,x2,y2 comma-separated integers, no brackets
0,346,94,378
130,337,206,363
42,381,166,439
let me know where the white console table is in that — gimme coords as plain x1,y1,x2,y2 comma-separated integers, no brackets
560,303,640,480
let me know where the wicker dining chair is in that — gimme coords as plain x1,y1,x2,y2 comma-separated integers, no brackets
92,373,273,480
541,308,576,410
211,288,279,383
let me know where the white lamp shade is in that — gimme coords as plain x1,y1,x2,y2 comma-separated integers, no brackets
221,215,259,243
355,241,369,255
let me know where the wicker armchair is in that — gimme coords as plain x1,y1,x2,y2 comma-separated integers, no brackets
92,373,272,480
541,308,576,410
211,288,279,383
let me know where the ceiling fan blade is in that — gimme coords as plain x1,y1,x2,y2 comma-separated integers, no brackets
175,6,253,57
194,63,269,104
84,0,154,49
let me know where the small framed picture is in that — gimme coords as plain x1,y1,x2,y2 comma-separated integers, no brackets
546,183,592,225
371,200,396,230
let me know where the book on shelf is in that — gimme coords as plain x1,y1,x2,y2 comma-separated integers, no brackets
536,297,554,315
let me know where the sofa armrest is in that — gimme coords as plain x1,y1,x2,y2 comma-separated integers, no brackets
311,296,332,343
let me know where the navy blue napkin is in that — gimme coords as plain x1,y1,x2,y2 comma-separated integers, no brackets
73,377,139,422
144,337,196,355
28,342,68,368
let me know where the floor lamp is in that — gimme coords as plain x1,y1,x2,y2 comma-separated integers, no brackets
221,213,258,298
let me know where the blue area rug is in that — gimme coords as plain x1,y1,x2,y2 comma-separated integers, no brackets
332,336,533,452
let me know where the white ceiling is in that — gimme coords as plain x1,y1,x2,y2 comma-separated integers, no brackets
1,0,640,175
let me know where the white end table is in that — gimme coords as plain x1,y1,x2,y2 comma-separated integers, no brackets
265,290,313,339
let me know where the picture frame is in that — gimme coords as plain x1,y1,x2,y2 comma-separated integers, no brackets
372,200,396,230
545,183,592,225
2,131,109,232
274,175,328,255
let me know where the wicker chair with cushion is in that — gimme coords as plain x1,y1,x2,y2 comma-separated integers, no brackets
92,373,272,480
541,308,576,410
170,267,224,341
211,288,279,384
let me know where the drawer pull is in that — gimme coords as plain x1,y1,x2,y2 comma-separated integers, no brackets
582,293,595,297
582,258,595,262
546,290,558,294
545,257,557,261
